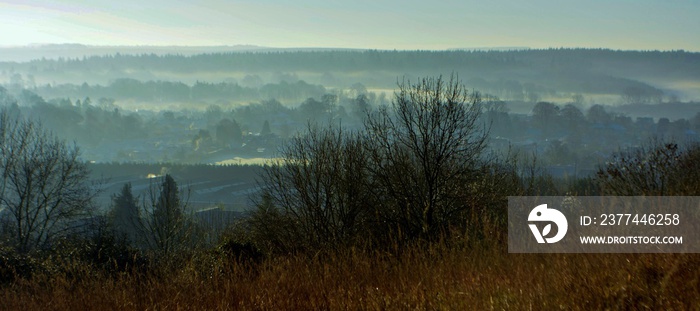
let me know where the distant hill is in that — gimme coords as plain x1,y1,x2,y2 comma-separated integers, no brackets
0,44,363,62
1,47,699,102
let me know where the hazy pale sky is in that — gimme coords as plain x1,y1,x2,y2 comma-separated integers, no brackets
1,0,698,50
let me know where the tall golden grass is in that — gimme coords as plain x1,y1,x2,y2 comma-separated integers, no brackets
1,241,698,310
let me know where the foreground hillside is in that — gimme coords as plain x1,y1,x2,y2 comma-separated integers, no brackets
1,242,698,310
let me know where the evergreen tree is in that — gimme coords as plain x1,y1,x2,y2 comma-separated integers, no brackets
261,120,272,136
108,183,140,245
154,175,181,253
143,174,193,256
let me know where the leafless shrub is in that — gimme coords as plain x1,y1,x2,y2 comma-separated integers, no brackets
597,140,700,196
254,124,375,253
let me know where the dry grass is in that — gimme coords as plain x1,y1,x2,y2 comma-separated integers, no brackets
1,242,698,311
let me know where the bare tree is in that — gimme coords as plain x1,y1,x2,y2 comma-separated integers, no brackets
250,76,520,251
364,75,489,240
0,109,96,253
255,124,375,252
597,141,700,196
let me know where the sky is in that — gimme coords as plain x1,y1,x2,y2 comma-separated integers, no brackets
1,0,699,51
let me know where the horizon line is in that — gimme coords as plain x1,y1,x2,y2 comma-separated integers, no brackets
0,43,697,53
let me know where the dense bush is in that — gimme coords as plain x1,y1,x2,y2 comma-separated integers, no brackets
597,141,700,195
0,244,41,285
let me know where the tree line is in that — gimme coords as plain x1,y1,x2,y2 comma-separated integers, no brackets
5,49,698,77
34,79,327,104
4,48,693,101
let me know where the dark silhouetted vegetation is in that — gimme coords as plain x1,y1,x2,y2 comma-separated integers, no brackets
0,109,97,253
1,70,700,309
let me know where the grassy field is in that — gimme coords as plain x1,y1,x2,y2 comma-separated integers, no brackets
1,241,698,310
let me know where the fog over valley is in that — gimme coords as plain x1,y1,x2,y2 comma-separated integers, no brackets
2,47,700,211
